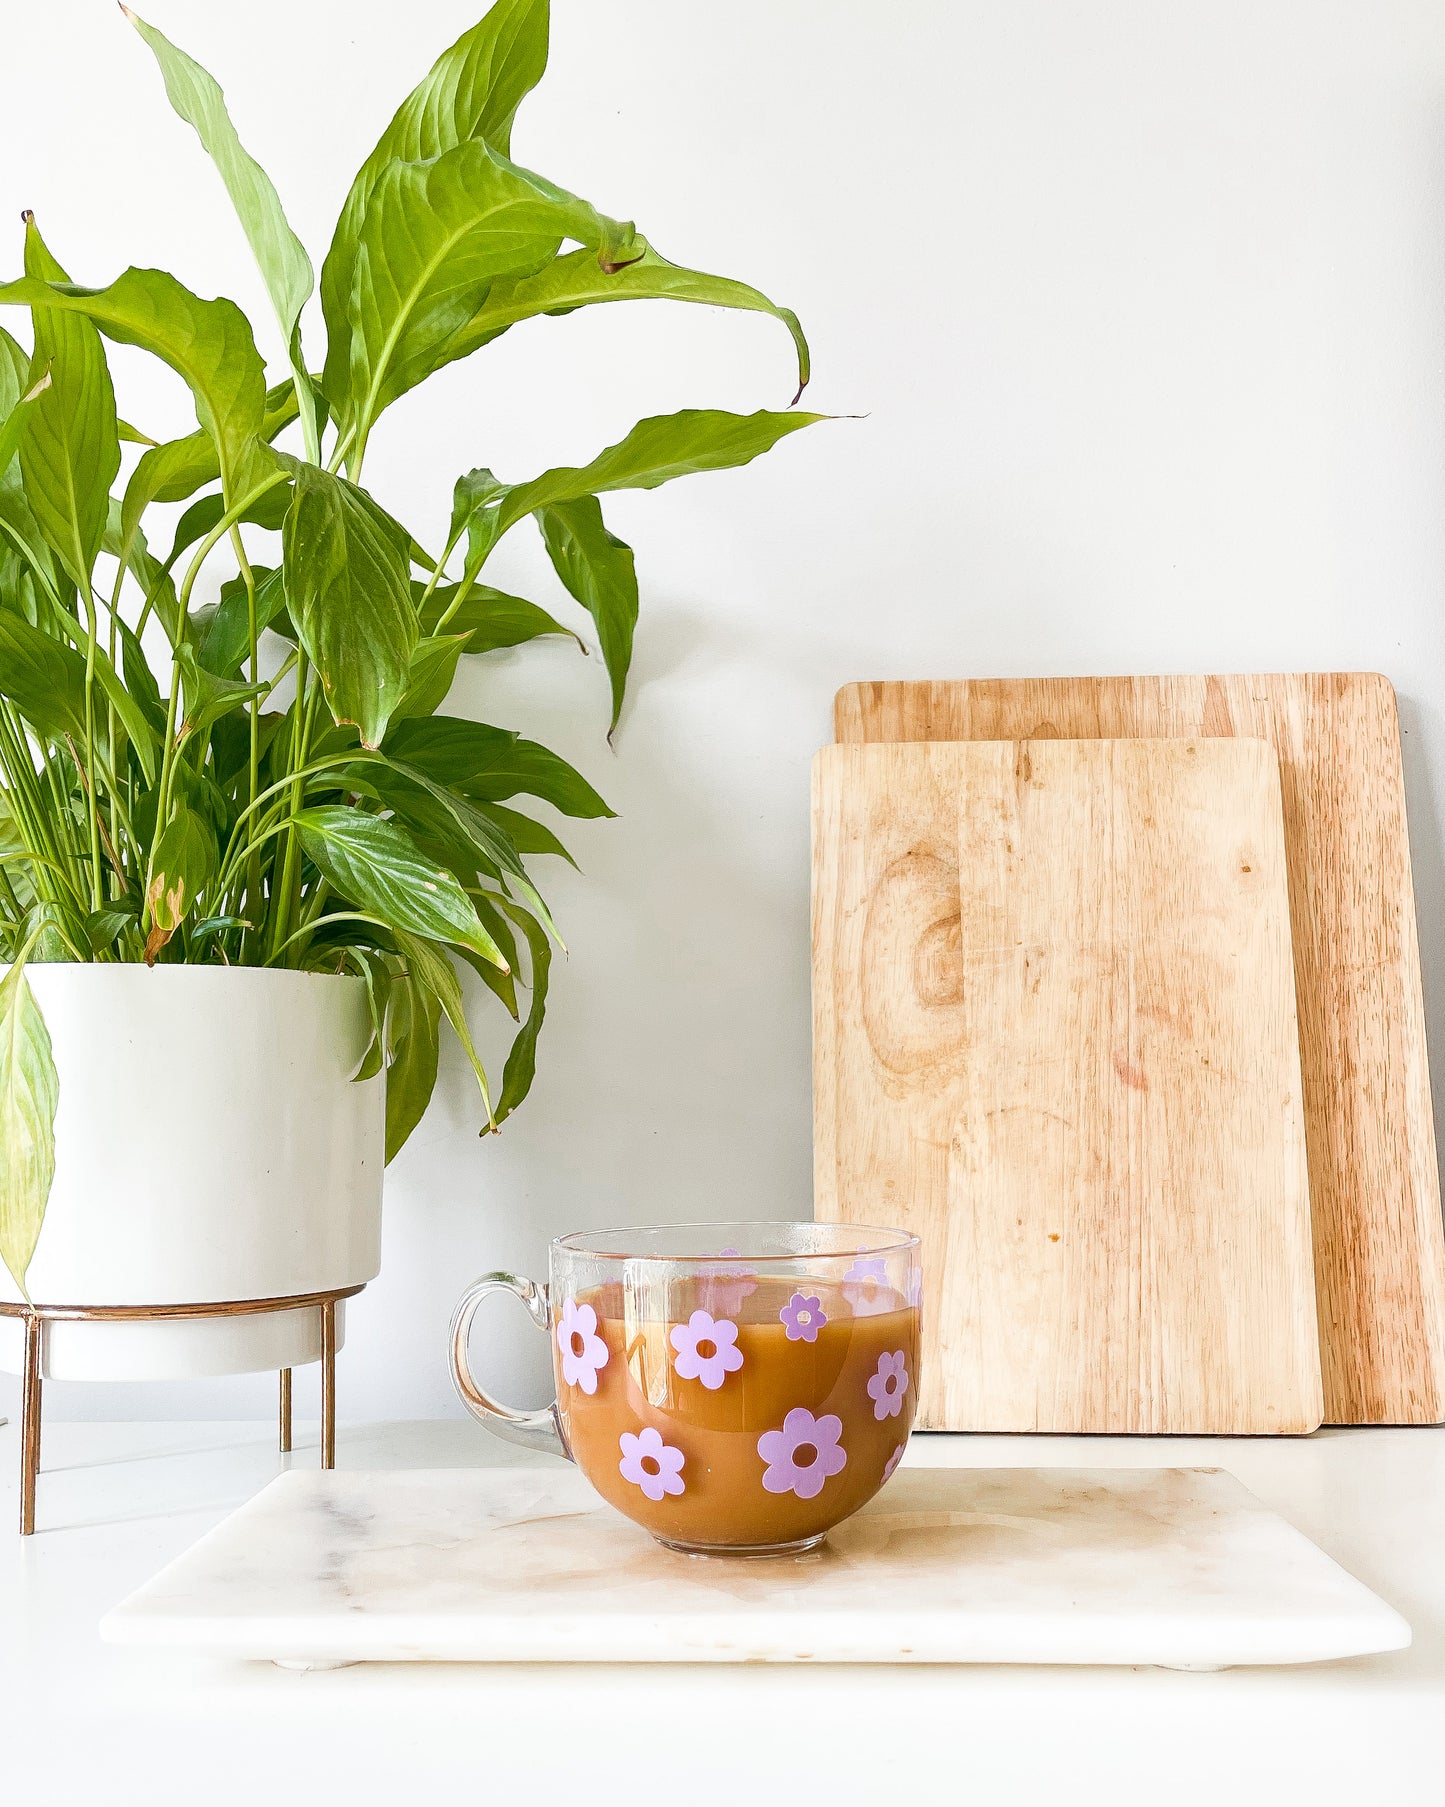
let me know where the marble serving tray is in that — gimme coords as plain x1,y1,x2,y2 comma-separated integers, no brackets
100,1464,1410,1669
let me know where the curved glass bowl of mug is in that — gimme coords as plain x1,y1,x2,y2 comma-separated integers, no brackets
449,1222,922,1556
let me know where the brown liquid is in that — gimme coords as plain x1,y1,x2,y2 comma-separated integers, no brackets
552,1274,920,1550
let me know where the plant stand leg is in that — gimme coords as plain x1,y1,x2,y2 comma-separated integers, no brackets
20,1313,41,1537
320,1300,336,1469
279,1369,292,1454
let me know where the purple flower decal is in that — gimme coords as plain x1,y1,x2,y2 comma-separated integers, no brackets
758,1407,847,1499
780,1291,827,1343
669,1309,744,1390
843,1256,891,1314
882,1443,905,1482
867,1349,910,1420
699,1246,757,1317
618,1426,685,1502
556,1297,609,1395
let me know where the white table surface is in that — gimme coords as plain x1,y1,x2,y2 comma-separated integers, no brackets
2,1419,1441,1806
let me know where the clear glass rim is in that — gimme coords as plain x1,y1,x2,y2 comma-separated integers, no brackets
551,1221,920,1263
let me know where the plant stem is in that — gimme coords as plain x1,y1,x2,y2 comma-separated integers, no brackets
0,707,83,913
265,651,314,964
230,523,263,961
143,479,285,925
212,749,362,896
76,574,104,909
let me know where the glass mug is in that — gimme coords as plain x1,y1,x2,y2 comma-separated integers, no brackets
449,1222,922,1556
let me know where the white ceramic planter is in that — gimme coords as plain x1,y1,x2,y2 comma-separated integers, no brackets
0,966,385,1381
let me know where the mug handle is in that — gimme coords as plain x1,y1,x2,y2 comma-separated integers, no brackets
448,1271,571,1460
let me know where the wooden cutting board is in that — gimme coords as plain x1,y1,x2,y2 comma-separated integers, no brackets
812,737,1323,1434
834,674,1445,1426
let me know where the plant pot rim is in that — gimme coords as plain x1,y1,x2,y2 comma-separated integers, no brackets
9,963,365,990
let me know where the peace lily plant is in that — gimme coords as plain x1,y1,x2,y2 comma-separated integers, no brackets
0,0,819,1296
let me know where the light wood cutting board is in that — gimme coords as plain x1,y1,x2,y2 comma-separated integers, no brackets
834,674,1445,1426
812,737,1323,1434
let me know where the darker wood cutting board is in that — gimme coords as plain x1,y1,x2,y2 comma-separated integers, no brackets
834,674,1445,1426
813,736,1323,1434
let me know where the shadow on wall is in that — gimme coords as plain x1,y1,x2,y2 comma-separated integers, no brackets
1396,690,1445,1177
334,597,824,1420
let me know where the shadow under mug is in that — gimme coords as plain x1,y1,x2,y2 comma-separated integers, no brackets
449,1221,922,1555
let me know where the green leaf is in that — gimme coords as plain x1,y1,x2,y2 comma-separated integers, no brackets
448,464,509,554
0,327,29,417
478,800,575,866
340,141,639,446
356,757,560,942
92,646,159,783
448,240,810,401
193,564,286,679
419,581,581,654
190,913,248,952
18,215,120,590
103,497,181,643
85,906,136,954
294,806,507,966
280,460,417,748
22,900,89,964
145,805,216,953
21,552,161,782
385,715,612,818
122,434,223,569
494,901,550,1126
382,966,441,1162
124,379,298,571
0,364,51,481
0,610,87,742
393,929,493,1126
496,407,826,534
391,634,468,723
175,642,266,750
167,462,293,566
0,265,276,507
118,614,165,735
353,759,505,877
0,332,67,606
340,945,394,1079
125,7,319,452
320,0,551,407
0,951,59,1297
537,496,636,732
465,895,519,1016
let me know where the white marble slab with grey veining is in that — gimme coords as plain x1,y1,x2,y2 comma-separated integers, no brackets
99,1463,1410,1668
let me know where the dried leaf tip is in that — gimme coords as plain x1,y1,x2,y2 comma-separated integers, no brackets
19,209,33,227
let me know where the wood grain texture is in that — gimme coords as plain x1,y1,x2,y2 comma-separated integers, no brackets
812,738,1323,1434
834,673,1445,1425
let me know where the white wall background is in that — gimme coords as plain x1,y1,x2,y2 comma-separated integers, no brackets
3,0,1445,1422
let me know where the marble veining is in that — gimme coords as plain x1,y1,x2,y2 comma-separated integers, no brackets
99,1464,1410,1668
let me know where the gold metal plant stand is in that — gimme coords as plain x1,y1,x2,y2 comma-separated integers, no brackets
2,1284,364,1535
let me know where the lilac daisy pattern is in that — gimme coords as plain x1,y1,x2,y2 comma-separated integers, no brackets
758,1407,848,1499
843,1256,891,1314
780,1291,827,1344
867,1349,910,1420
882,1443,906,1482
669,1309,745,1390
618,1426,685,1502
555,1297,609,1394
